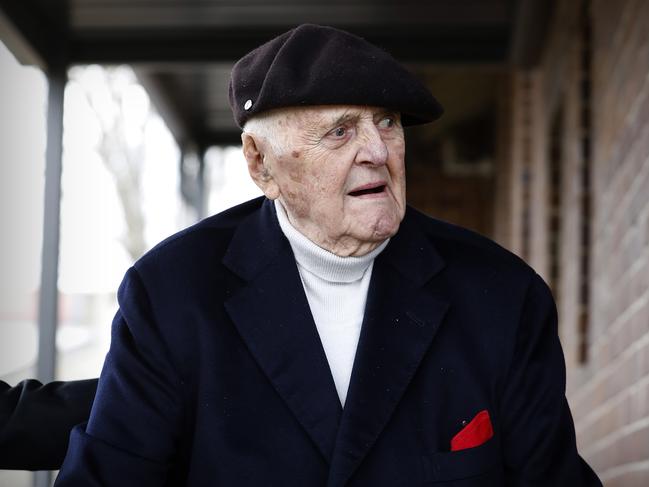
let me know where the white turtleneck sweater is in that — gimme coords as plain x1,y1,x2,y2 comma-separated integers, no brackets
274,200,388,406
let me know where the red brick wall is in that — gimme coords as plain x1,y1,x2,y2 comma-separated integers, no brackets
494,0,649,484
576,0,649,484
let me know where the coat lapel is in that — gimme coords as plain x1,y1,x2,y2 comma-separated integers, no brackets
327,209,449,487
223,199,342,463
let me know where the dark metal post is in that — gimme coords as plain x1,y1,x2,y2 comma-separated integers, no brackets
197,148,207,220
179,143,206,221
34,64,66,487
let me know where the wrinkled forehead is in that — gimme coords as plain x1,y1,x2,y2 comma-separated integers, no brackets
279,105,398,130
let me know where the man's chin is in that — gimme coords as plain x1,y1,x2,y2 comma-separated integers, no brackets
361,214,402,242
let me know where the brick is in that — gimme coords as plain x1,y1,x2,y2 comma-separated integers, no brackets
494,0,649,482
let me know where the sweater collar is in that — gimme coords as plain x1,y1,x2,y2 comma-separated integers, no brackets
274,199,388,283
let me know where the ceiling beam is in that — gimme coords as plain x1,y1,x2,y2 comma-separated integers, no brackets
0,0,69,70
69,25,510,64
509,0,556,68
0,7,45,67
197,130,245,150
70,2,510,29
134,69,193,147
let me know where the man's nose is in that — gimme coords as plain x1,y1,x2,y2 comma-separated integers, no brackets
354,124,389,166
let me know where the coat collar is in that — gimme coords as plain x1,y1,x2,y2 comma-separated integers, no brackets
223,199,342,463
223,199,449,482
327,206,449,486
222,198,445,290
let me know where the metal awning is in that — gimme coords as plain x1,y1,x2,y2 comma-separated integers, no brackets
0,0,554,150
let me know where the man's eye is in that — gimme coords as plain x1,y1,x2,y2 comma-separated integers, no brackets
377,117,395,129
329,126,347,138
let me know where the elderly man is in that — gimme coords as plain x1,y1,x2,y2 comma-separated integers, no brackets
55,24,601,486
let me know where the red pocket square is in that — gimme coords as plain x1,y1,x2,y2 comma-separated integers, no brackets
450,409,494,451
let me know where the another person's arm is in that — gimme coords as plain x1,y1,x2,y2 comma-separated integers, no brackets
0,378,97,470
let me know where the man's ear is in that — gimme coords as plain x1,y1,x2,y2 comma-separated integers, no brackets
241,133,280,200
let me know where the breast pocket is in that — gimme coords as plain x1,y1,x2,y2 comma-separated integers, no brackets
422,438,502,485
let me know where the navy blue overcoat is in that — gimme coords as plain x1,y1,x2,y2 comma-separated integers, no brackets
56,197,601,486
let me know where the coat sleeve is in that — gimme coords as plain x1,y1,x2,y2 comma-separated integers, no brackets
55,266,184,486
0,378,97,470
499,272,601,486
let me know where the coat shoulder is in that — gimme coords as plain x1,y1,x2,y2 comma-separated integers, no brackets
406,206,535,284
133,196,265,275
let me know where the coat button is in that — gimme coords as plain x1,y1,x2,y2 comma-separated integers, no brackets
244,99,253,110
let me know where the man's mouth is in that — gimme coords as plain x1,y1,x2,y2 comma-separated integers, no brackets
348,183,387,197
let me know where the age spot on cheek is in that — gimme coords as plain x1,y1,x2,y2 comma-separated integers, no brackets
291,150,300,158
288,167,304,183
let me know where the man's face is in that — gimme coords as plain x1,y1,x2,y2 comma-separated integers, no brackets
256,105,407,256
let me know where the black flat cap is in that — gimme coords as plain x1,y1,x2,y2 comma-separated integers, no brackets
229,24,443,128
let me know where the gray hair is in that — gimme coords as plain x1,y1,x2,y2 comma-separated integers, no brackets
242,110,289,156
